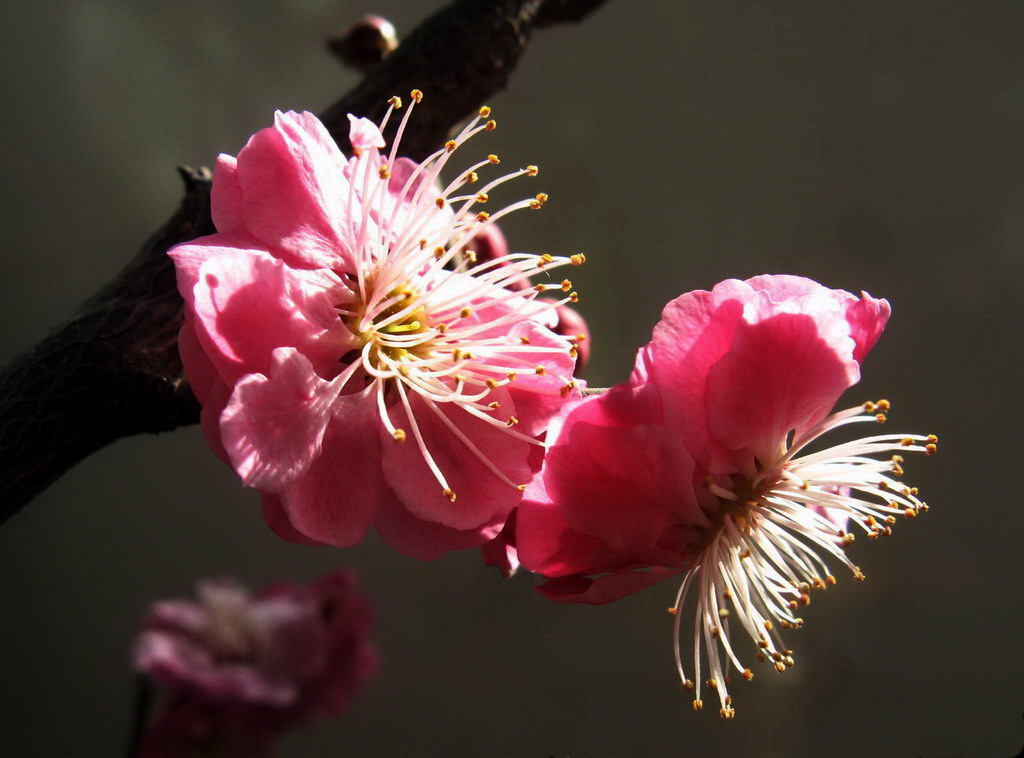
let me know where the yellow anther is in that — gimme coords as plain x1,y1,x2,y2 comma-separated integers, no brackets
410,89,423,102
569,346,579,358
826,575,837,585
443,488,456,502
901,438,914,446
476,192,489,203
464,171,479,184
927,434,938,443
464,250,477,264
720,708,735,720
506,416,519,427
485,119,497,130
774,662,786,673
476,211,490,222
388,95,402,109
434,246,446,260
569,291,579,303
693,700,703,711
756,653,766,663
875,414,887,423
742,668,754,681
909,487,919,496
885,515,897,524
378,165,391,179
516,484,526,491
487,154,500,164
706,678,718,690
570,253,586,265
681,677,692,689
877,399,891,411
460,307,472,318
668,607,678,616
757,639,768,649
561,279,572,291
445,139,457,152
892,454,904,463
478,105,491,118
904,507,917,518
925,443,937,455
486,378,498,390
392,429,407,443
535,366,546,376
853,569,866,581
419,239,427,249
520,336,531,345
533,283,546,292
506,372,517,381
436,198,446,209
525,164,539,176
763,620,773,632
436,323,448,334
487,401,501,410
539,253,554,264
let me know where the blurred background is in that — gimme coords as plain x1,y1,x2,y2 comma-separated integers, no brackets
1,1,1021,755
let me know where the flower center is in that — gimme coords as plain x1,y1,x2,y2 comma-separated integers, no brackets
671,400,935,719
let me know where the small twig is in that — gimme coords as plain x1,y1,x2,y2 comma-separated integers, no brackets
124,674,154,758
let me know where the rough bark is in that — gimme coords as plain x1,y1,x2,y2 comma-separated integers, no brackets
0,0,609,522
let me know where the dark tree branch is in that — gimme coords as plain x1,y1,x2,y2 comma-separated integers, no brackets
0,0,609,522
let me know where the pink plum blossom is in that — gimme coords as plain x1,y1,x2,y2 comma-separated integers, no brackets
515,275,936,718
169,92,585,558
135,571,376,754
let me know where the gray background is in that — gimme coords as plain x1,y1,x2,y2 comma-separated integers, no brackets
1,1,1022,756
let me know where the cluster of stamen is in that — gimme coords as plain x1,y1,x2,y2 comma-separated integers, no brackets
669,400,935,718
332,91,584,502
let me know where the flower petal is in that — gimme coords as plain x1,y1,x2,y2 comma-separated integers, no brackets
373,494,503,560
236,111,349,269
277,387,389,548
191,247,350,385
220,348,338,492
703,312,856,460
210,153,245,234
382,390,531,531
535,568,681,605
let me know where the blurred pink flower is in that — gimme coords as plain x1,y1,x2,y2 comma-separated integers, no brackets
516,275,936,717
169,92,585,558
135,570,376,751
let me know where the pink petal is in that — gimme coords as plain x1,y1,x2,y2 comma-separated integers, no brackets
347,114,385,150
199,378,232,464
373,494,503,560
236,111,349,269
261,495,324,546
191,247,350,386
220,348,338,492
210,153,245,234
845,291,891,364
277,387,389,548
382,389,531,531
178,313,220,406
538,394,703,553
703,313,857,460
535,567,681,605
646,289,745,472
